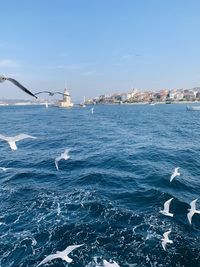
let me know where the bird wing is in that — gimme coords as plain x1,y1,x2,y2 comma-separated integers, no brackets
190,199,198,210
14,134,37,142
0,134,8,141
63,244,84,255
170,173,176,182
164,198,173,213
55,159,60,170
55,155,62,162
175,167,180,172
55,155,63,170
161,240,166,251
35,91,53,96
163,230,171,239
6,78,37,99
63,148,70,156
187,211,192,224
113,261,120,267
103,260,110,266
37,253,59,266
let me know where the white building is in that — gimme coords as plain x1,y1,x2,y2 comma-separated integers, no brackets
57,89,74,108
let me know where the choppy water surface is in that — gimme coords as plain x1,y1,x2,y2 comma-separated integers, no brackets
0,104,200,267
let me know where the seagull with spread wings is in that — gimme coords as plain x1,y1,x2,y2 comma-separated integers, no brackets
36,244,84,266
35,91,64,96
187,199,200,224
0,134,37,150
55,148,71,170
160,198,174,217
161,230,173,251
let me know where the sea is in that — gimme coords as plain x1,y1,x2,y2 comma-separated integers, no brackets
0,103,200,267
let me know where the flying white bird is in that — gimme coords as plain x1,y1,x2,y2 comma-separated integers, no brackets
0,75,37,98
55,149,70,171
36,244,84,266
103,260,120,267
187,199,200,224
160,198,174,217
91,107,94,114
0,134,37,150
161,230,173,251
170,167,180,182
0,167,12,172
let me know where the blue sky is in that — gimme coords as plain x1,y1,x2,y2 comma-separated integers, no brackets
0,0,200,101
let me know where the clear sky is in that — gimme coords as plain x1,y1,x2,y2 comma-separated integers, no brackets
0,0,200,101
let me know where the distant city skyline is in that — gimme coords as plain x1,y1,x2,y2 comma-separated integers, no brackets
1,0,200,101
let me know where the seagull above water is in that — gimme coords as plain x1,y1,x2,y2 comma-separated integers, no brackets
35,91,64,97
161,230,173,251
55,148,70,171
0,134,37,150
0,75,37,98
103,260,120,267
170,167,180,182
187,199,200,224
91,107,94,114
0,167,12,172
160,198,174,217
36,244,84,266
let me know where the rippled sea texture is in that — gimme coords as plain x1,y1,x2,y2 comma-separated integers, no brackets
0,104,200,267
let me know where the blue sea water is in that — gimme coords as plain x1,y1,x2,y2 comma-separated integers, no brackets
0,104,200,267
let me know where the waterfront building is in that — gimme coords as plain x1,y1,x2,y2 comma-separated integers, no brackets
57,88,74,108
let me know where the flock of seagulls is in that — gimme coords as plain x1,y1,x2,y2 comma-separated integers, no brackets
159,167,200,250
0,76,199,265
37,244,84,266
36,243,120,267
0,134,198,261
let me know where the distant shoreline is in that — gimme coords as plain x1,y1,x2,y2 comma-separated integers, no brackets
0,100,200,107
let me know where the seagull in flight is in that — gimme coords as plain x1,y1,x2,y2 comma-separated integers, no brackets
160,198,174,217
103,260,120,267
161,230,173,251
36,244,84,266
187,199,200,224
35,91,64,97
0,75,37,98
170,167,180,182
0,134,37,150
0,167,12,172
55,148,70,170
